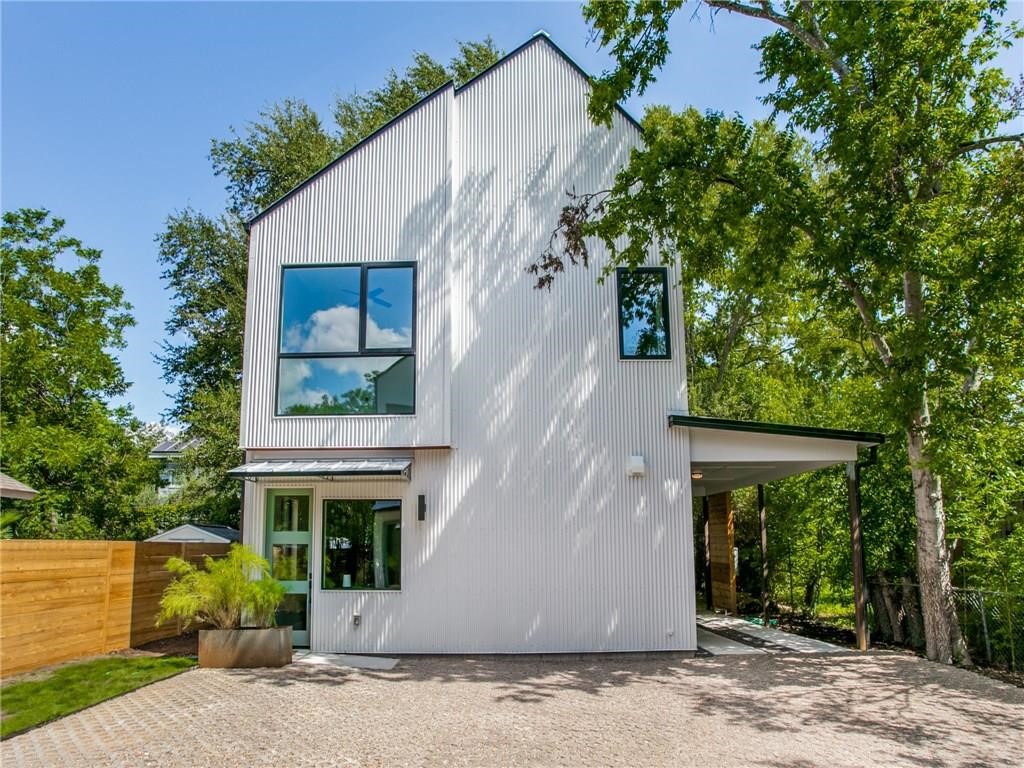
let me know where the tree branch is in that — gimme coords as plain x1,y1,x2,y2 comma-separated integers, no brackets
705,0,851,82
953,133,1024,157
960,337,982,394
840,275,894,368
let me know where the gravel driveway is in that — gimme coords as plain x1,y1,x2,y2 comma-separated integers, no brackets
3,651,1021,767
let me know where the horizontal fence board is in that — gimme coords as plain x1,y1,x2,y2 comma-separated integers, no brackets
1,540,230,677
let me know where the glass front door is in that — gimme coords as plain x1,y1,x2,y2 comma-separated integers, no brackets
266,490,311,646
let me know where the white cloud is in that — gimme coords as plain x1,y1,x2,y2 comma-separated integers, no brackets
285,303,411,352
278,359,328,408
287,305,360,353
366,320,411,349
319,357,399,378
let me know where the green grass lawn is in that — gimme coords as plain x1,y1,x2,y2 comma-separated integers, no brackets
0,655,195,739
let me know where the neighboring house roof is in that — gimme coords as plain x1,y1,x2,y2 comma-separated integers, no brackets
146,524,240,543
0,471,38,501
149,436,202,459
246,32,642,228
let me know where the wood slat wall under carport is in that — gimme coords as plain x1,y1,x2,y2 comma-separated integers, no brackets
0,540,229,677
707,492,738,614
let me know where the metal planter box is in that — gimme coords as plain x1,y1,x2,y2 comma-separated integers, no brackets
198,627,292,668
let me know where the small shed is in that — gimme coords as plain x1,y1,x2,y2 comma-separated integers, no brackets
0,471,38,501
146,524,240,544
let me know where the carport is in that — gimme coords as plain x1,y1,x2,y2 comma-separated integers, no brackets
670,414,885,650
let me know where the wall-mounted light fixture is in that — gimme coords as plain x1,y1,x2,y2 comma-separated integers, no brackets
418,494,426,521
352,612,361,627
626,455,646,477
691,470,704,481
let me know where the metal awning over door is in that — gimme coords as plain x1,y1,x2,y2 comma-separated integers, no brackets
227,458,412,480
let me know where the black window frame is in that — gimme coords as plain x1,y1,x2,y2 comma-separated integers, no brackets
275,261,417,416
615,267,672,360
320,498,403,591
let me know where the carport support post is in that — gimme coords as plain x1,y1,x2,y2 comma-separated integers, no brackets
758,484,768,628
702,495,713,610
846,461,869,651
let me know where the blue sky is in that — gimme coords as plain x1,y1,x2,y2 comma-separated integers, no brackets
3,1,1022,424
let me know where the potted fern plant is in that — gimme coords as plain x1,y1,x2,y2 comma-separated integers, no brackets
158,544,291,668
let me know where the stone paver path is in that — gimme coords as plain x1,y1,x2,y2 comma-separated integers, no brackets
3,652,1022,767
697,615,845,654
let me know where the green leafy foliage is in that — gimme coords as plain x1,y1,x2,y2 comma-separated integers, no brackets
1,209,160,538
1,209,132,417
210,100,341,220
157,212,247,421
334,38,502,152
549,0,1024,662
158,544,285,630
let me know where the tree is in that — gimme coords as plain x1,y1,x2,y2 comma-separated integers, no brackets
158,211,247,422
1,209,159,538
159,39,503,523
533,1,1023,663
334,38,502,151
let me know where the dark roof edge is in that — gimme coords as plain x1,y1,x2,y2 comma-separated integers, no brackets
668,414,885,445
247,33,643,228
247,80,456,228
226,468,408,478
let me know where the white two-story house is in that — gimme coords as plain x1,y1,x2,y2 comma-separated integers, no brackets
233,33,882,654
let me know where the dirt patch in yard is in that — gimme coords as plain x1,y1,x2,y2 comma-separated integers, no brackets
778,613,1024,688
132,631,198,658
775,614,858,647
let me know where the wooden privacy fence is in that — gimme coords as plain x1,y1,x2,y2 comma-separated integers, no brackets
0,540,229,677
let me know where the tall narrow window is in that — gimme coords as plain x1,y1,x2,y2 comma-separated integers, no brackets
277,263,415,415
616,267,671,359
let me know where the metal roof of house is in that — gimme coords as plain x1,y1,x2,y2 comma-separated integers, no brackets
192,524,241,542
146,523,240,543
149,437,203,458
227,458,412,480
0,471,37,500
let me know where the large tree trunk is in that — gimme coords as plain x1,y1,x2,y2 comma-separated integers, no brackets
906,424,969,664
902,271,969,665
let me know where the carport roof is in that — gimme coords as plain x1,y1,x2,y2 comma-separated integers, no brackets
668,414,885,446
669,413,884,496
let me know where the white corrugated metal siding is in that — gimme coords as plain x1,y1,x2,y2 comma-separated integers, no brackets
240,36,696,653
241,85,453,449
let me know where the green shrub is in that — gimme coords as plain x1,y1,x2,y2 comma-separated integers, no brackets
157,544,285,629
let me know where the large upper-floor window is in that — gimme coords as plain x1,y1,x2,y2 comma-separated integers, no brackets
277,263,415,415
616,267,671,359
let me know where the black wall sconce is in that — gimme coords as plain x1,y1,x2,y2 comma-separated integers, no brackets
418,494,426,521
